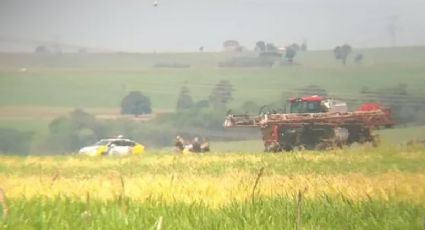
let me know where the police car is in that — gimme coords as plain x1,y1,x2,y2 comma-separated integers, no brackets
78,137,145,156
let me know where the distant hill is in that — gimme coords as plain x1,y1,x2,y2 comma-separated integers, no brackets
0,46,424,70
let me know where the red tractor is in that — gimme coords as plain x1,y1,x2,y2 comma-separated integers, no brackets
224,95,394,152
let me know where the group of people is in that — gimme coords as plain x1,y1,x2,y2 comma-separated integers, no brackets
175,136,210,153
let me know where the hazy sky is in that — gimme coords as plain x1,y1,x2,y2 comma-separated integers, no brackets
0,0,424,52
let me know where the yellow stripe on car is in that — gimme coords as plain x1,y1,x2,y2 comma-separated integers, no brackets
96,146,108,156
132,144,145,155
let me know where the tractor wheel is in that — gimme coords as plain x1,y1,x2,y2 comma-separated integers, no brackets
282,144,294,152
264,143,281,153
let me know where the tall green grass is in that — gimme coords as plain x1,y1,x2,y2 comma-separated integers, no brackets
2,196,423,230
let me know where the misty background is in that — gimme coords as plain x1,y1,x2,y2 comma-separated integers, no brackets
1,0,425,52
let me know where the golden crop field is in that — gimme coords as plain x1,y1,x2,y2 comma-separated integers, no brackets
1,145,424,229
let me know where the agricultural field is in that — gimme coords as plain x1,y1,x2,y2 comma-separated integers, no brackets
1,47,425,111
1,47,425,228
1,145,425,229
1,46,425,152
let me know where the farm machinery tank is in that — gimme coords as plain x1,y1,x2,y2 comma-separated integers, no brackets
224,95,394,152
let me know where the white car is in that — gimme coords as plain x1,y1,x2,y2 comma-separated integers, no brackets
78,138,145,156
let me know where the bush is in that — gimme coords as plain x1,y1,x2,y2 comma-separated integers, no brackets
176,86,194,111
45,109,105,153
195,100,210,109
209,80,234,110
42,105,251,151
0,128,33,154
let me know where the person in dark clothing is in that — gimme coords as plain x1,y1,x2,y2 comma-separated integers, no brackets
191,137,201,153
175,136,185,153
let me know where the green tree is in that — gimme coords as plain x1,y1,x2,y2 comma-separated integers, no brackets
176,86,194,111
266,43,278,52
354,53,364,64
333,44,352,65
121,91,152,116
209,80,234,110
255,41,266,52
285,45,298,63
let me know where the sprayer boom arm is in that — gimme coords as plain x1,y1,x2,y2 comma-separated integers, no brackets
225,110,393,128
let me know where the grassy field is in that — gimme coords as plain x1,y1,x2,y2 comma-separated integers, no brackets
1,47,425,111
1,146,425,229
1,47,425,228
1,46,425,151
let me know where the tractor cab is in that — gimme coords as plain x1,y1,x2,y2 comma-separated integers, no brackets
288,96,348,114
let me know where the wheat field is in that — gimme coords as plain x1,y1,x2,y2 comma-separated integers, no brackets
1,145,424,229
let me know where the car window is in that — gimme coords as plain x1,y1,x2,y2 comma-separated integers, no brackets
95,139,135,146
121,141,135,147
111,140,123,146
95,140,110,145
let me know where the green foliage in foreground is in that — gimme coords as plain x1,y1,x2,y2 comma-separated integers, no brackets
2,196,423,230
1,147,425,229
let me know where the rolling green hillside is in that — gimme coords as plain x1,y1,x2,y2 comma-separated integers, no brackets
0,47,424,110
1,47,425,151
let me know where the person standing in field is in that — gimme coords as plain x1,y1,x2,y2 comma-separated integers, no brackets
175,136,185,153
191,137,201,153
201,138,210,152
